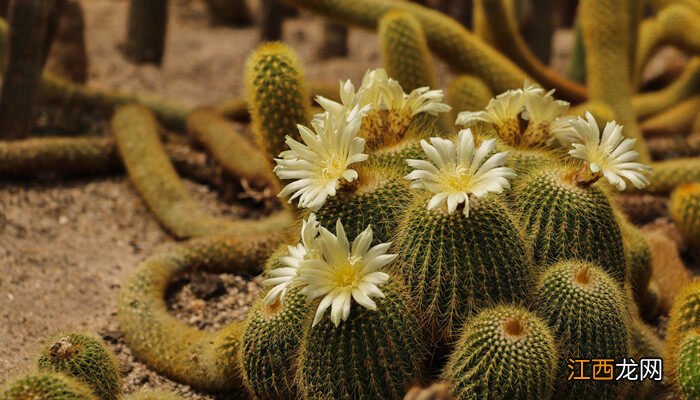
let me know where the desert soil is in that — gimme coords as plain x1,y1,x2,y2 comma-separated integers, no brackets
0,0,580,398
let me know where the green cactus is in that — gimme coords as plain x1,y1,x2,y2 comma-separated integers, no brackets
112,104,292,239
36,331,121,400
442,305,558,400
0,373,96,400
447,75,493,119
678,330,700,400
643,158,700,194
239,288,309,400
378,11,436,92
534,260,630,400
619,217,652,304
371,138,425,174
580,0,650,162
633,57,700,120
669,183,700,250
504,147,560,178
641,96,700,139
124,389,186,400
567,22,586,84
665,280,700,388
628,316,665,399
512,166,627,283
295,279,427,399
118,234,282,391
311,165,413,244
394,193,533,341
245,42,312,165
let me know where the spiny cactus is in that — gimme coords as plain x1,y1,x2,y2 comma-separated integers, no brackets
513,166,627,282
245,42,312,165
395,193,532,341
580,0,650,162
628,316,665,399
296,279,427,399
312,165,412,244
665,280,700,387
678,330,700,400
379,11,436,92
619,216,652,303
239,288,308,399
446,75,493,120
641,96,700,139
36,331,121,400
112,105,291,239
124,389,186,400
633,57,700,119
0,373,97,400
118,234,281,391
669,183,700,251
534,260,630,400
644,158,700,194
442,305,557,400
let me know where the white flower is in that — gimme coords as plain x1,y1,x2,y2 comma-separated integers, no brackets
297,220,395,327
456,83,542,128
274,107,369,210
316,68,450,119
262,214,321,305
404,129,516,217
568,112,652,190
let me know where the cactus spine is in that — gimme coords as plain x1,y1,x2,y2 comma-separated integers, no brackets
36,331,121,400
379,11,436,92
442,305,557,400
245,42,312,166
678,330,700,399
669,183,700,251
296,279,427,399
395,194,533,341
447,75,493,119
665,280,700,388
534,260,630,400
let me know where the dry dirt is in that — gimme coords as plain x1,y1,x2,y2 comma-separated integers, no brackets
0,0,630,398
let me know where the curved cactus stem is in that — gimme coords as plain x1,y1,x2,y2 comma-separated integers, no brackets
633,57,700,119
641,95,700,138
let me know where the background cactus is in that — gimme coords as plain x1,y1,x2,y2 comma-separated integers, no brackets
665,280,700,388
245,42,312,166
124,0,168,65
442,305,557,400
669,183,700,252
36,331,121,400
678,330,700,400
512,166,627,282
534,260,630,400
395,194,533,341
379,11,436,92
296,279,427,399
446,75,493,119
0,373,97,400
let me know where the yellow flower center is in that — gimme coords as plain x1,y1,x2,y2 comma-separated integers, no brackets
321,154,347,178
330,257,363,289
441,166,472,192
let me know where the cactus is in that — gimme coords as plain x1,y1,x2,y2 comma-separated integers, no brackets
118,234,282,391
239,288,308,399
619,217,652,304
442,305,557,400
245,42,312,166
296,279,427,399
124,0,168,64
0,0,54,139
0,373,97,400
635,5,700,81
186,108,279,191
447,75,493,120
567,22,586,83
580,0,650,162
45,0,88,84
36,331,121,400
112,105,292,239
628,316,665,399
669,183,700,251
665,280,700,387
643,158,700,194
203,0,252,26
311,165,412,245
124,389,186,400
641,96,700,139
512,166,627,283
534,260,630,400
678,330,700,400
633,57,700,120
395,193,533,341
379,11,436,92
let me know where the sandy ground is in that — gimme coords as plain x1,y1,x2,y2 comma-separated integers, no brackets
0,0,628,398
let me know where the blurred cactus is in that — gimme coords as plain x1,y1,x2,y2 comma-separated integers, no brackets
124,0,168,65
0,373,97,400
669,183,700,251
665,280,700,393
203,0,252,26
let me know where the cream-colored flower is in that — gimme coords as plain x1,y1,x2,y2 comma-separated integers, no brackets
297,219,395,327
456,83,542,128
262,214,321,305
274,107,369,210
568,112,652,190
404,129,516,216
